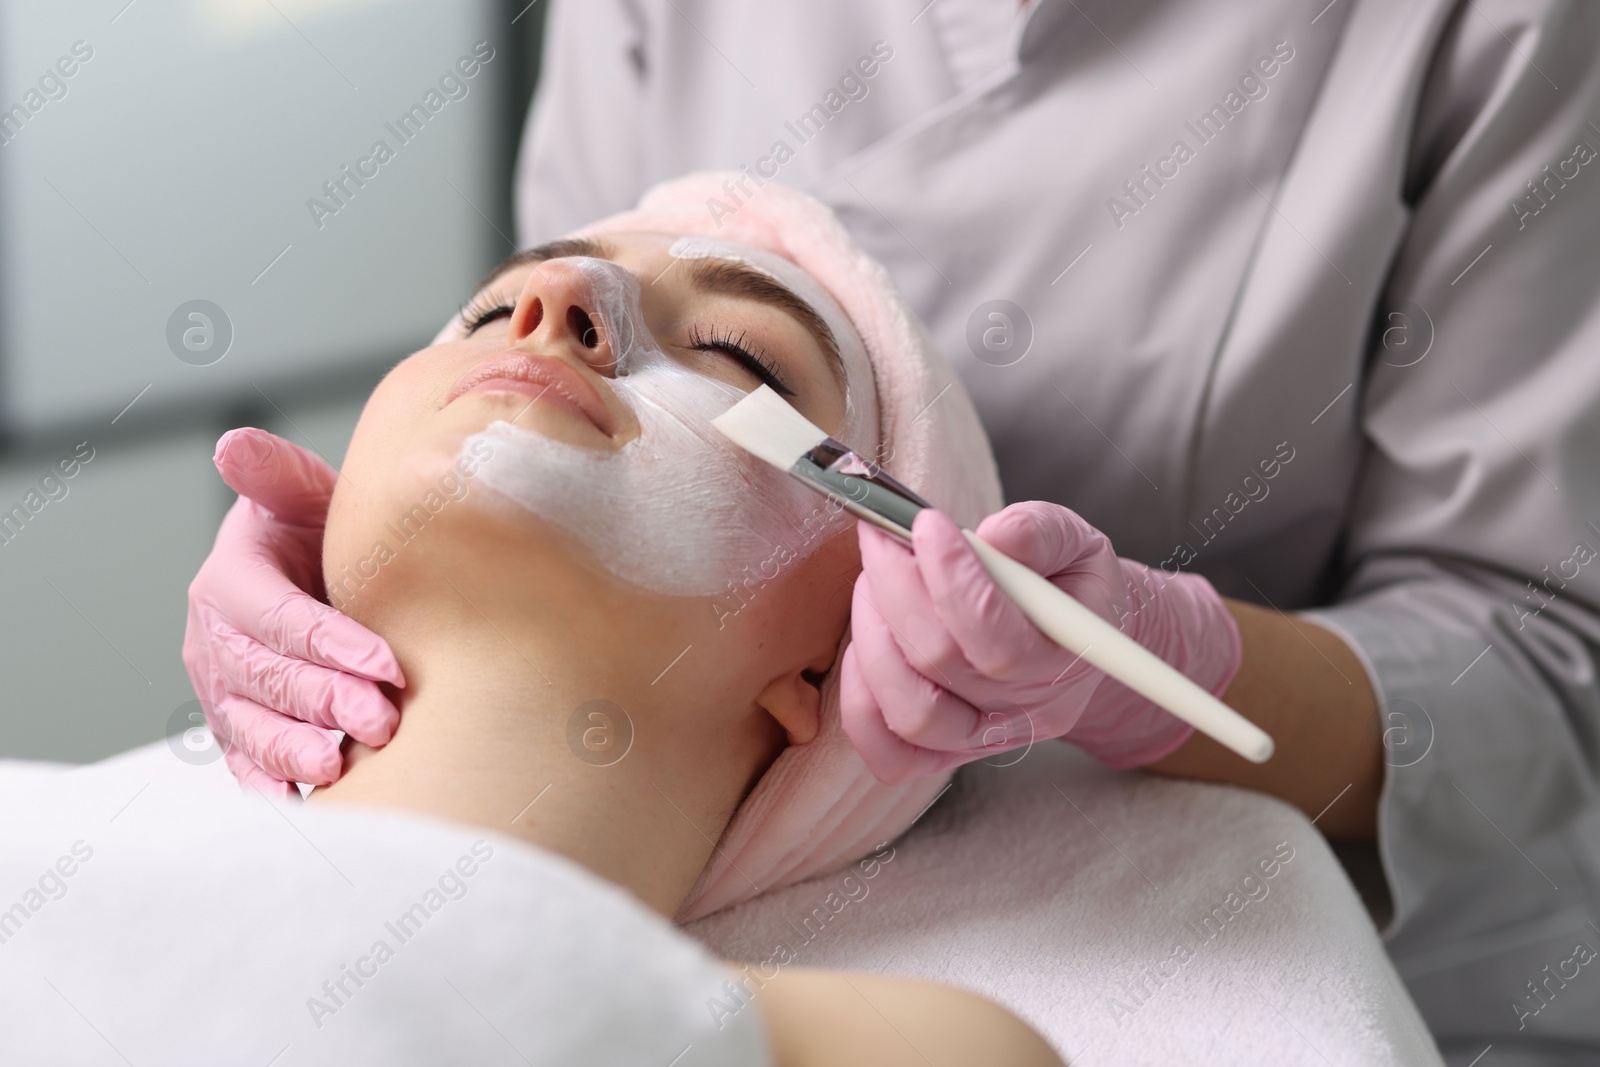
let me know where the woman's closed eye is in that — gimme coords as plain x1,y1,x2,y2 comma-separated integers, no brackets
459,290,516,336
685,324,795,397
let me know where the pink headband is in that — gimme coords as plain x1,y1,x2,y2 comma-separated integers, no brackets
579,174,1003,921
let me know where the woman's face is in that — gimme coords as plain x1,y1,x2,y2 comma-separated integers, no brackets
333,231,853,486
323,231,866,740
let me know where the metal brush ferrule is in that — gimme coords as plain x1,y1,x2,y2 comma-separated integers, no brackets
789,439,934,544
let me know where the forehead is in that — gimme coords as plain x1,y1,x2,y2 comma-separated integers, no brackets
473,233,661,291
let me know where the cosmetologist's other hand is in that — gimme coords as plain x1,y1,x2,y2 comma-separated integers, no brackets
182,428,404,796
840,502,1241,783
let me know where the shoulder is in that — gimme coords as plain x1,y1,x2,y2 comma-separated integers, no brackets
754,966,1062,1067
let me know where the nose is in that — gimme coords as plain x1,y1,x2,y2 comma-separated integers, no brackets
503,259,629,376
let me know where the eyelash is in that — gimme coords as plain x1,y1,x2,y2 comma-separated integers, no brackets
686,324,795,397
459,290,797,398
459,290,515,335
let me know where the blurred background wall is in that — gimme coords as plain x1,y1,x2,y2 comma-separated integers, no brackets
0,0,546,762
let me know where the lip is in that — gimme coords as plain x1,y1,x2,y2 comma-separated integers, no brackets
446,353,617,437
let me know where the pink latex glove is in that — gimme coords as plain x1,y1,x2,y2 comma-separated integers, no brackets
840,502,1242,784
182,428,404,797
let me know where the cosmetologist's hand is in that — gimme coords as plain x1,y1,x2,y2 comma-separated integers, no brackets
840,502,1241,783
182,428,404,797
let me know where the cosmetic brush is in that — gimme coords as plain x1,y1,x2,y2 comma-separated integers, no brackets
713,385,1274,764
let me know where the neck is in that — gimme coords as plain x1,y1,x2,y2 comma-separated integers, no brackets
309,573,772,919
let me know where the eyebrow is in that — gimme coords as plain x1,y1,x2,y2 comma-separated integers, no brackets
472,238,847,389
686,258,846,389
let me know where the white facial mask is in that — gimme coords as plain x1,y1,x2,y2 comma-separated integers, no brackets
461,256,854,597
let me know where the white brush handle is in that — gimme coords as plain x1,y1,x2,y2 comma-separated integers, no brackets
962,531,1274,764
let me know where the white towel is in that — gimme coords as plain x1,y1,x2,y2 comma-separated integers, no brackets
0,743,770,1067
685,741,1445,1067
4,738,1445,1064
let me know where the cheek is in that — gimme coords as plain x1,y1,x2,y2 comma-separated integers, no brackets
726,529,860,662
345,358,448,467
340,349,489,506
321,356,470,599
321,480,377,617
322,489,356,566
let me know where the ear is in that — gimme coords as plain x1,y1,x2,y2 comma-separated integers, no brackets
756,665,830,746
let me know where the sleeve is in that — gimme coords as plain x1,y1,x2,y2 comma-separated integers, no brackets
512,0,653,245
1299,0,1600,939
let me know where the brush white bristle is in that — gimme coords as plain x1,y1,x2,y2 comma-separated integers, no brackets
712,384,831,472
